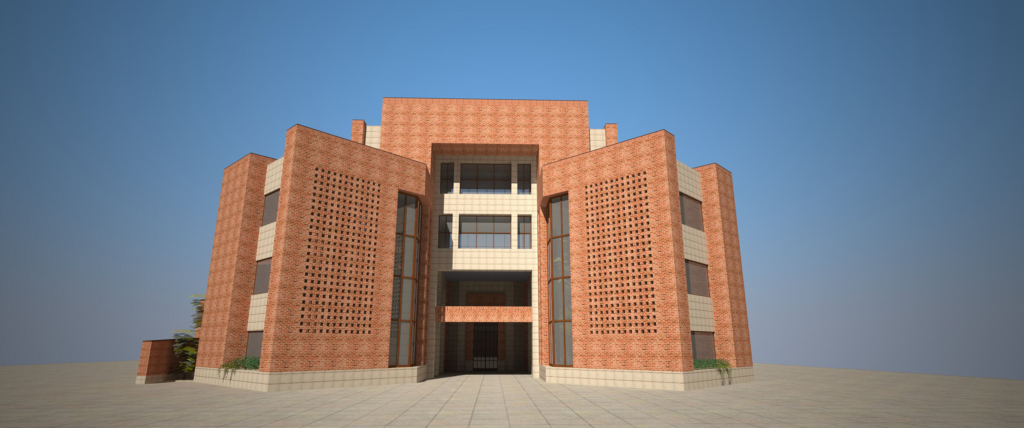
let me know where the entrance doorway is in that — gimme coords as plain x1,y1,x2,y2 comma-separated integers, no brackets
473,323,498,371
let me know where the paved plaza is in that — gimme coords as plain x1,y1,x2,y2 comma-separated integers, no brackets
0,361,1021,427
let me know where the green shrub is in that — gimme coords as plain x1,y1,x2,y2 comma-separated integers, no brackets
221,357,260,371
172,294,205,375
694,358,732,378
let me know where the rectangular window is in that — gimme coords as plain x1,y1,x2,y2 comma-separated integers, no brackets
440,163,454,194
246,331,263,359
460,164,512,194
262,190,279,226
438,215,453,248
548,195,572,366
517,216,531,249
389,193,421,367
459,215,511,248
691,332,716,361
685,260,710,297
253,258,272,294
517,164,531,195
680,193,703,230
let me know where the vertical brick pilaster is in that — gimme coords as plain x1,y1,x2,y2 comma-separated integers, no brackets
694,163,752,368
352,119,367,145
604,123,618,145
196,154,274,369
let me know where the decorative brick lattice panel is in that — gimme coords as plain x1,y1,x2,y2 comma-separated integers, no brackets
584,172,658,335
300,168,382,335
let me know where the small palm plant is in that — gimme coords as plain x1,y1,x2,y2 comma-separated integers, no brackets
172,294,204,377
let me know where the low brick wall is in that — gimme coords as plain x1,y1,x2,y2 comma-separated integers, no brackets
136,339,183,384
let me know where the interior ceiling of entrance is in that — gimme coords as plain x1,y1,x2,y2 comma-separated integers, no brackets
442,271,531,282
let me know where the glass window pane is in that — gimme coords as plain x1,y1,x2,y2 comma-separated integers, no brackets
459,233,474,248
551,238,562,278
262,191,279,226
476,217,491,233
246,331,263,358
405,197,418,234
551,200,561,237
462,164,477,179
494,217,511,233
518,216,530,233
391,278,402,321
560,196,570,235
253,258,272,294
496,164,511,179
480,164,494,179
460,216,476,233
563,278,572,320
479,234,493,248
462,179,476,194
395,196,405,234
401,278,413,319
442,163,454,179
403,237,415,277
445,215,453,232
565,323,573,365
412,280,418,319
415,202,422,239
553,279,563,320
495,234,510,249
398,322,411,365
554,322,564,365
562,235,571,276
393,235,403,276
388,321,399,365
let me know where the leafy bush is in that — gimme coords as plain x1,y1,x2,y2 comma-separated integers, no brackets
221,357,260,371
693,358,731,370
172,294,205,374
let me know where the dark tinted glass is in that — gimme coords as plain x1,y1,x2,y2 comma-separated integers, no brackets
440,164,454,194
460,164,511,194
517,164,531,194
681,194,704,230
246,331,263,358
262,191,279,226
253,258,272,294
692,332,716,360
686,261,710,297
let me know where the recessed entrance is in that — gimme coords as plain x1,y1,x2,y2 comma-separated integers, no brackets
473,323,498,371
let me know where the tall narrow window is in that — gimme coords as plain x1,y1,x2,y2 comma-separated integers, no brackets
438,215,453,249
548,195,572,366
253,258,272,294
389,193,421,367
680,193,703,230
685,260,710,297
458,216,511,248
692,332,716,360
517,164,531,195
262,190,279,226
246,331,263,359
440,163,454,194
518,216,532,249
460,164,512,194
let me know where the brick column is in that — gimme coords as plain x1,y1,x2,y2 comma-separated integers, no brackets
694,163,752,368
196,154,274,369
603,123,618,145
352,119,367,145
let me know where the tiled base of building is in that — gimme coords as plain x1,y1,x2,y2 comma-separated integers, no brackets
193,365,428,392
134,373,184,385
539,365,754,391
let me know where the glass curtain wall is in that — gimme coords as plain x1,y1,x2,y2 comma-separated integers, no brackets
548,195,573,366
390,194,421,367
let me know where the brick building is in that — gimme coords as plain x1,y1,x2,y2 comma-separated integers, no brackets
184,98,752,391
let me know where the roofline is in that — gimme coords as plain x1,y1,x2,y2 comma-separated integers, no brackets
382,97,588,102
224,153,276,170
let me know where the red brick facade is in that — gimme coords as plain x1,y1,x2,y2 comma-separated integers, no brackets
197,154,274,368
137,339,180,377
695,164,753,368
184,98,751,382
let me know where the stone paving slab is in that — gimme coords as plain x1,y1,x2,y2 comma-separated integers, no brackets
0,361,1021,427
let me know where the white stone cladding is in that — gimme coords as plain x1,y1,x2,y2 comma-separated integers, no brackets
426,155,539,379
589,129,606,150
541,365,754,390
247,293,267,331
682,225,709,265
365,126,381,148
676,160,702,201
688,294,715,332
255,223,275,261
264,158,283,195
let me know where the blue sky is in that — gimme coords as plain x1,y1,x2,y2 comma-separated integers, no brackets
1,0,1022,379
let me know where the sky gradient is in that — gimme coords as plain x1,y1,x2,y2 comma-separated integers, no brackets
1,0,1022,379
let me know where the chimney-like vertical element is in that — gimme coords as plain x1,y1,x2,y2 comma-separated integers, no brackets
351,119,367,145
604,123,618,145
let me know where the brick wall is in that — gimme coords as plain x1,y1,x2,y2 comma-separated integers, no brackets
379,98,590,170
351,119,366,145
694,163,752,368
197,153,274,369
260,125,430,372
137,339,180,377
541,130,694,372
